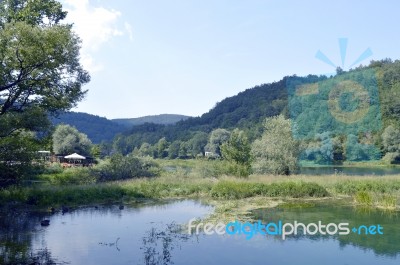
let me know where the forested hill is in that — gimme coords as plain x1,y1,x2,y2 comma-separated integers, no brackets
112,77,296,152
112,59,400,155
51,113,191,144
51,112,127,144
113,114,191,127
184,78,289,130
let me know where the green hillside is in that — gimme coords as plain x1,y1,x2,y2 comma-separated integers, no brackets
51,112,127,144
111,59,400,158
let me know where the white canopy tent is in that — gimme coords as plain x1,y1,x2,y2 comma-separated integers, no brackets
64,153,86,160
64,153,86,164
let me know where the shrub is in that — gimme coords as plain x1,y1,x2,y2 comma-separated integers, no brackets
95,154,160,181
40,167,96,185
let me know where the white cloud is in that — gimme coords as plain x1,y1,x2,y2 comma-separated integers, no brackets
62,0,133,73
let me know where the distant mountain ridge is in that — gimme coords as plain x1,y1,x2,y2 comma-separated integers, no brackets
51,112,127,144
51,112,191,144
112,114,191,127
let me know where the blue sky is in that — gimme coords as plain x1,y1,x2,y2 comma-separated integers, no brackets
62,0,400,119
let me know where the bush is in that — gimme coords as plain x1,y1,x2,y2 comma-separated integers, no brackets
95,154,160,181
39,167,96,185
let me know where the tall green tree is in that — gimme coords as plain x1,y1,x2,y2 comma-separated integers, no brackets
382,125,400,153
157,137,169,158
187,132,208,157
0,0,89,186
52,124,92,156
220,129,252,177
205,128,230,156
381,125,400,163
251,115,300,175
0,1,89,116
168,140,182,159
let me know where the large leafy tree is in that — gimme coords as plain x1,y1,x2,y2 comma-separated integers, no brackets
220,129,252,177
205,128,230,156
0,0,90,186
381,125,400,163
52,124,92,156
251,115,300,175
0,1,89,116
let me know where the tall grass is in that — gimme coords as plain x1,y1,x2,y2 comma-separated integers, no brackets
0,178,329,207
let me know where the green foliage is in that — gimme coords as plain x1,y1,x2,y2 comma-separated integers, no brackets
0,0,67,27
382,152,400,164
354,191,373,206
52,124,93,156
0,18,89,116
157,137,169,158
251,115,300,175
220,129,252,177
0,131,42,186
95,154,160,181
333,179,400,194
210,181,328,199
168,140,182,159
303,132,334,164
186,131,208,156
345,134,380,161
109,80,288,154
0,0,88,186
381,125,400,163
39,167,96,185
137,142,154,157
90,145,101,158
205,128,230,156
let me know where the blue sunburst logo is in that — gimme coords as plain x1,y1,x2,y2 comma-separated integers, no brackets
315,38,373,70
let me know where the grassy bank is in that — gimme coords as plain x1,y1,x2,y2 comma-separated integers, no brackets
0,177,327,208
1,173,400,211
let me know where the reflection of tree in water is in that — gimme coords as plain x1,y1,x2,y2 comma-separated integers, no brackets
253,203,400,257
140,223,191,265
0,210,65,265
11,248,67,265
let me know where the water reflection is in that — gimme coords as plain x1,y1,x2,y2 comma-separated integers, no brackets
1,200,399,265
300,166,400,175
141,223,190,265
0,200,211,265
0,210,65,264
252,202,400,257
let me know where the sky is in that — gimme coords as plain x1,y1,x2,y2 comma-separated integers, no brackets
61,0,400,119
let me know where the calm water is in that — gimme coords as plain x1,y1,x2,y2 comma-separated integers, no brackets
300,166,400,175
1,200,399,264
164,165,400,176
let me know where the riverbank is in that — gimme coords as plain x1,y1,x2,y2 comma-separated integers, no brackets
1,174,400,215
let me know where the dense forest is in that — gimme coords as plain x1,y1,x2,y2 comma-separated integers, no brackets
52,113,192,143
110,77,289,153
51,112,127,144
106,59,400,163
53,59,400,164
